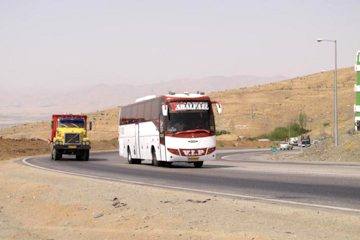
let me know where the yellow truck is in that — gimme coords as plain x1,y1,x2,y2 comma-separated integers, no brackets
50,114,91,161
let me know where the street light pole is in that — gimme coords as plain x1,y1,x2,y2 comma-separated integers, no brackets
317,38,339,147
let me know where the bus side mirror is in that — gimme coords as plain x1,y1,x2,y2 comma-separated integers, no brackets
215,103,223,114
162,105,168,116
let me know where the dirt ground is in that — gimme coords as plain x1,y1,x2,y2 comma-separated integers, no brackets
0,138,49,161
216,134,273,148
0,158,359,240
268,132,360,163
0,138,118,161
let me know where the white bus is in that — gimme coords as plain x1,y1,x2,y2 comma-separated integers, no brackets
118,93,222,168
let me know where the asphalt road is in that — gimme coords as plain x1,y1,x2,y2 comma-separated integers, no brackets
22,150,360,213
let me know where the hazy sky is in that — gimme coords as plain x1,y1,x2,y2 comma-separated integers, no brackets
1,0,359,89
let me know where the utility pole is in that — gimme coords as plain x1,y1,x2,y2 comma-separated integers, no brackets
317,38,339,147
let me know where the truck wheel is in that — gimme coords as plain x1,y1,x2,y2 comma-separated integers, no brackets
52,148,61,160
194,161,203,168
76,151,83,160
83,150,89,161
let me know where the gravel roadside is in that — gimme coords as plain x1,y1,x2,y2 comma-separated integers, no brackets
0,158,359,240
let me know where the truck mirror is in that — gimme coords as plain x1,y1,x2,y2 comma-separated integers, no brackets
162,105,168,116
89,121,93,131
215,103,223,114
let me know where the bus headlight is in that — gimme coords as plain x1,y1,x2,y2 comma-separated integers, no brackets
167,148,180,155
207,147,216,154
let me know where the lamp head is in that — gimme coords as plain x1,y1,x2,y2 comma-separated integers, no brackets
317,38,323,42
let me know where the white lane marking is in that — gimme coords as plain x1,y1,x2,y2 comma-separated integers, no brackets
22,157,360,214
221,151,360,166
221,154,360,178
217,148,270,154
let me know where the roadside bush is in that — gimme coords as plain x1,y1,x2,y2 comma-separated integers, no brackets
216,130,231,136
261,123,308,141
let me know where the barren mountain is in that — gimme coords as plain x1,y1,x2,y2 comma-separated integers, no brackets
0,75,283,125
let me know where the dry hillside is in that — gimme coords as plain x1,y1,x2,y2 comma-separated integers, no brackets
0,67,356,142
211,67,355,139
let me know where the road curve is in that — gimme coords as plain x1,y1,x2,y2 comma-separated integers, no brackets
21,150,360,213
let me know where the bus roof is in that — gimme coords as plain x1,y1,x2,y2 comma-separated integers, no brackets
133,93,210,104
163,93,210,102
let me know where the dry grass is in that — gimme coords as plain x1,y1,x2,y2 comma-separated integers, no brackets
210,67,355,138
0,137,49,161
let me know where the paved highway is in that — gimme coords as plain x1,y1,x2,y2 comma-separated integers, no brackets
22,150,360,213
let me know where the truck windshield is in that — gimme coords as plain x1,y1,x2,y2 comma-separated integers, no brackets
166,111,214,133
59,119,85,128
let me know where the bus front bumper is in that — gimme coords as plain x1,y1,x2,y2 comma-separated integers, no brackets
166,150,216,162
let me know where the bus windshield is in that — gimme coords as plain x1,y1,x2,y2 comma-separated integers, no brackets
59,119,85,128
166,111,214,133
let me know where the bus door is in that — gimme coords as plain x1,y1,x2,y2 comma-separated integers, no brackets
134,122,141,159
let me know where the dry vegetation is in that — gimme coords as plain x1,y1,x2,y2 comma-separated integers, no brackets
210,67,355,139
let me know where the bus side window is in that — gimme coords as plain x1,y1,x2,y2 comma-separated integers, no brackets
151,98,161,121
144,101,152,122
138,102,145,122
129,105,136,124
120,107,128,124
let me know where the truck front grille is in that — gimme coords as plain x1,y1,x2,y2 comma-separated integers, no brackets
65,133,80,144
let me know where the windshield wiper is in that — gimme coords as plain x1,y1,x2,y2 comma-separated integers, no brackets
174,129,210,135
70,123,80,128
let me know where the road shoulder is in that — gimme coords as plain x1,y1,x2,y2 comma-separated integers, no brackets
0,159,359,240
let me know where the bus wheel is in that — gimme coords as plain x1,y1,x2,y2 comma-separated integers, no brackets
127,149,134,164
164,162,172,167
194,161,203,168
152,150,159,166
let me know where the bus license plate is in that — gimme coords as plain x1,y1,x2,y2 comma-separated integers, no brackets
188,157,199,161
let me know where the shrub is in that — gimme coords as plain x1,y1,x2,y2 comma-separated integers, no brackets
216,130,231,136
261,123,308,141
298,112,308,129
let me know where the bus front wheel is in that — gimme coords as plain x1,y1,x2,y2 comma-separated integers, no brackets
194,161,203,168
152,150,160,167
